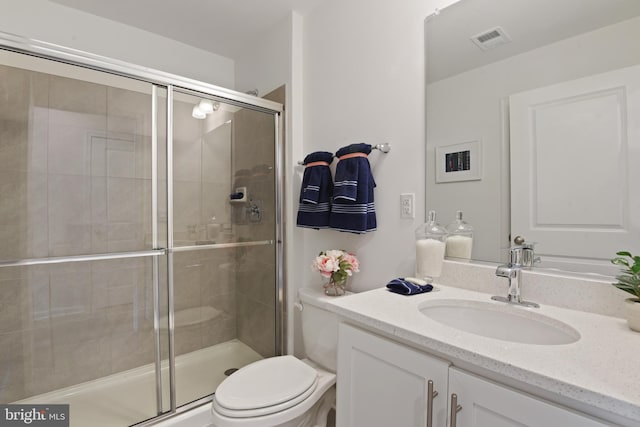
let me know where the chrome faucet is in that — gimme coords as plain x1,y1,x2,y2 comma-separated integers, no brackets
491,239,540,308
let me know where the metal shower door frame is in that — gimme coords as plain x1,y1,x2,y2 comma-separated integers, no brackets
0,31,285,424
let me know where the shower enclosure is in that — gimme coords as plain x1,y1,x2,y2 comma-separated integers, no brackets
0,34,283,427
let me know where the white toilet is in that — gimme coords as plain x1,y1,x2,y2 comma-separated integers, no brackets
210,287,341,427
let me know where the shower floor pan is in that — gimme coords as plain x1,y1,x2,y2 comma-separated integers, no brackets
16,339,262,427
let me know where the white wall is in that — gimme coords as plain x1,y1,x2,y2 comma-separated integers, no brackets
234,15,293,96
0,0,235,87
426,15,640,264
299,0,459,297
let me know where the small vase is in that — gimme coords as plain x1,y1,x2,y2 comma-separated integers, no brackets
324,277,347,296
625,298,640,332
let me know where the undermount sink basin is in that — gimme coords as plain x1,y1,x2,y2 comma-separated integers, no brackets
419,299,580,345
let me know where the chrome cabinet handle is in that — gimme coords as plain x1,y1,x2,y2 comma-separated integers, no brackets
450,393,462,427
426,380,439,427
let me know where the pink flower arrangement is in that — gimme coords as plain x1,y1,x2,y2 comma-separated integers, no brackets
311,250,360,284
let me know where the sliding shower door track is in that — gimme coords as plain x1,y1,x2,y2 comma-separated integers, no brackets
170,240,274,253
0,249,167,268
0,240,275,268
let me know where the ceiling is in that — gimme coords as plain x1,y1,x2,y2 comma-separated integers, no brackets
426,0,640,82
54,0,640,80
51,0,323,59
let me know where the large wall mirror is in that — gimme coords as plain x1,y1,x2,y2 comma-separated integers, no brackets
425,0,640,276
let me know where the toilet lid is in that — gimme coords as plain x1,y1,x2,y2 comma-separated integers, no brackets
214,355,318,416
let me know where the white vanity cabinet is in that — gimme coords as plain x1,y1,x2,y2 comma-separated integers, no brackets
337,323,609,427
337,323,450,427
449,368,608,427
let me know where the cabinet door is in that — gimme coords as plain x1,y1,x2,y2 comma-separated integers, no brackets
337,323,450,427
448,368,609,427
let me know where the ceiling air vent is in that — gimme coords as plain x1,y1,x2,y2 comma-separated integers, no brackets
471,26,511,51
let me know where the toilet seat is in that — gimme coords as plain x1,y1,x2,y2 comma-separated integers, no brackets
213,355,319,418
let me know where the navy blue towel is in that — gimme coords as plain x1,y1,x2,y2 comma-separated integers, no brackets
329,143,377,233
386,278,434,295
296,151,334,229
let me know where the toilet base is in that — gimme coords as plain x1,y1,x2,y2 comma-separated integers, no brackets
210,359,336,427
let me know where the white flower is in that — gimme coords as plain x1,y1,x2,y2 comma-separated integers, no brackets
325,249,345,259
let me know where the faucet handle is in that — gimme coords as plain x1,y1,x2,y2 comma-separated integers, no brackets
508,245,523,265
512,236,540,267
522,245,539,268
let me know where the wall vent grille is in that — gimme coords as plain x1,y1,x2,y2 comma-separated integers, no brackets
471,26,512,51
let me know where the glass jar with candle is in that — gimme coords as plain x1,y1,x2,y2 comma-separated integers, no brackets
445,210,474,260
415,210,448,283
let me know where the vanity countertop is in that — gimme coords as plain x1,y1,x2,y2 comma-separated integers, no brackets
324,284,640,424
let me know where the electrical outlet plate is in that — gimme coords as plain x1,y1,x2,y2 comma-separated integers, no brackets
400,193,415,219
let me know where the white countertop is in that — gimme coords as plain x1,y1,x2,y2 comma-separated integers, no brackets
323,285,640,424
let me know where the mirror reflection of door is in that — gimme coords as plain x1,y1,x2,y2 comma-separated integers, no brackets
510,64,640,273
425,0,640,274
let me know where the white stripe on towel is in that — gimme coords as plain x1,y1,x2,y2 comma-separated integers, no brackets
331,204,375,213
299,202,331,212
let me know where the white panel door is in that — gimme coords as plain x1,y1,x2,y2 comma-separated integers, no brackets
337,323,450,427
448,368,608,427
509,65,640,265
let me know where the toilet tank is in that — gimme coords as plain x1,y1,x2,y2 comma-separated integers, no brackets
299,287,344,372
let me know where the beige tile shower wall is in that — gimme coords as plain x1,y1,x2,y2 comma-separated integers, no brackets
0,64,160,401
0,65,49,260
172,99,232,243
0,258,158,402
172,249,237,356
235,244,276,357
202,119,233,233
170,96,238,358
231,86,283,358
0,65,155,261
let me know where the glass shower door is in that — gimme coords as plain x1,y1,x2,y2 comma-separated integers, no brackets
170,90,279,406
0,50,170,426
0,40,284,425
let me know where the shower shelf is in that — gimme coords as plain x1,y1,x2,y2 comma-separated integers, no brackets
229,186,248,203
